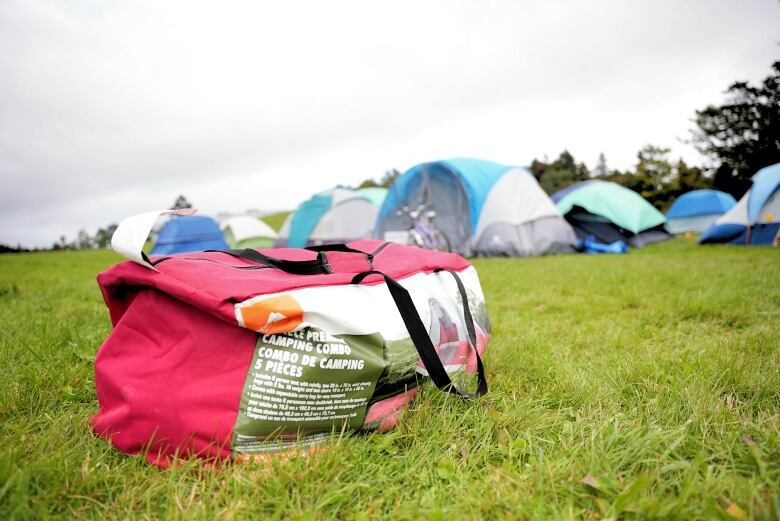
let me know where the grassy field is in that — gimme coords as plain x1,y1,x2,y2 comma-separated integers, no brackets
0,240,779,520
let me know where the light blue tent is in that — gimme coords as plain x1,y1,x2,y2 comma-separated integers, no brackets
150,215,228,255
277,187,387,248
374,158,576,256
701,163,780,245
666,189,736,234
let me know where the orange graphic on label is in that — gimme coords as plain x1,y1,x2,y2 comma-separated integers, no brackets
239,294,303,334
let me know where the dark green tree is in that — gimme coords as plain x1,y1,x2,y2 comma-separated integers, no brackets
379,168,401,188
76,229,94,250
660,159,711,211
553,150,576,172
94,224,118,249
529,158,546,182
602,168,636,189
357,179,380,188
170,195,193,210
534,150,590,194
53,235,72,250
593,153,608,177
674,159,710,193
357,168,401,189
604,146,711,211
691,61,780,196
636,145,673,194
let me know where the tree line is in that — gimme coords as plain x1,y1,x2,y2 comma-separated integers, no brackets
530,146,709,212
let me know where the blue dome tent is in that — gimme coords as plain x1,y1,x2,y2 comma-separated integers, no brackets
666,189,736,234
374,158,576,257
150,215,228,255
701,163,780,245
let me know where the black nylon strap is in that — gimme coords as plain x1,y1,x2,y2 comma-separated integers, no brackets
305,243,374,270
352,269,487,399
305,244,371,257
206,249,331,275
435,268,488,397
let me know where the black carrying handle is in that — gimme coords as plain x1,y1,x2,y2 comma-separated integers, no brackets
209,244,376,275
305,243,374,269
207,249,331,275
305,244,371,256
352,269,487,399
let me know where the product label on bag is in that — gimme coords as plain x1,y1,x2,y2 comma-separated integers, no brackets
231,326,385,455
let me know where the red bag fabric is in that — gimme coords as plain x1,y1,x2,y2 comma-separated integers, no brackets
93,239,490,467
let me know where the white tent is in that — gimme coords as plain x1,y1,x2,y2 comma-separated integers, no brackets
221,215,278,249
472,167,576,255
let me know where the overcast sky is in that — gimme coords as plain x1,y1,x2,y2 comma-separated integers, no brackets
1,0,778,247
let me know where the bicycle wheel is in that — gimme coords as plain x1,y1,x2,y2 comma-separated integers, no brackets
432,230,451,252
409,230,425,248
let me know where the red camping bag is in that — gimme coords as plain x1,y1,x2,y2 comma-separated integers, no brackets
93,215,490,467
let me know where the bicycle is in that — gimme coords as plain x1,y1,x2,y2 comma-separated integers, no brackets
392,204,451,252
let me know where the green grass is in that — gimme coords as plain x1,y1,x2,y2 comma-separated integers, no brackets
1,240,779,519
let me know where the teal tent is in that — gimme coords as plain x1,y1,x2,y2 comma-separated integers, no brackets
277,187,387,247
552,180,670,247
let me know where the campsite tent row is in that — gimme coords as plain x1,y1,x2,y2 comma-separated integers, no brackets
148,187,386,255
148,159,667,257
149,214,278,255
269,158,780,252
275,158,671,256
147,159,780,256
